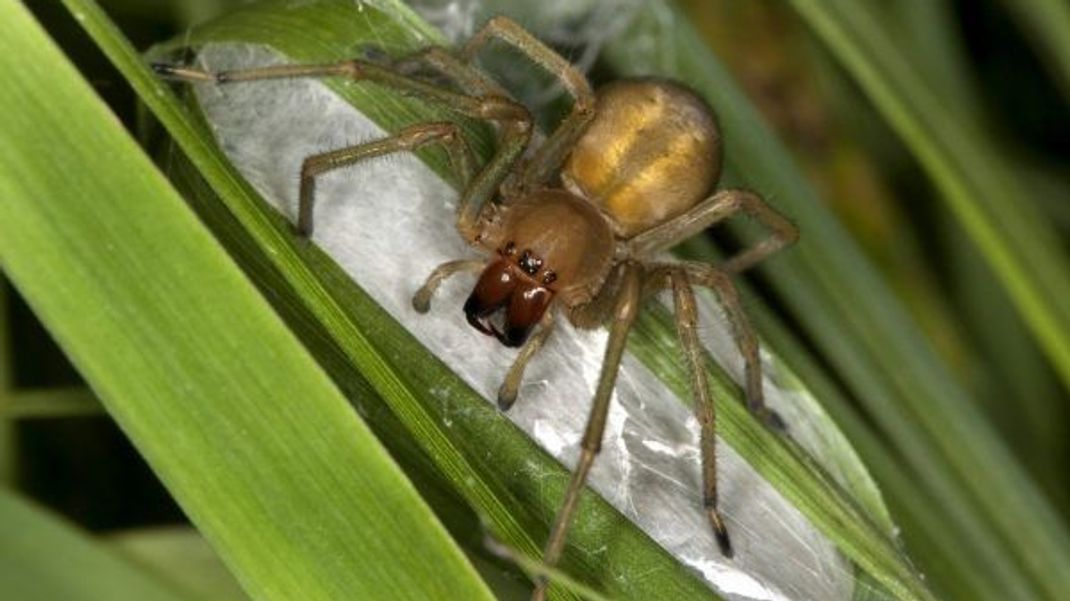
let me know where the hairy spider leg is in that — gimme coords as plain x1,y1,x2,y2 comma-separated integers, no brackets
412,259,486,313
642,264,747,558
497,310,556,410
297,122,474,235
665,268,738,555
688,261,784,429
153,58,534,241
626,188,799,275
388,16,600,198
383,45,532,200
531,264,641,601
391,46,515,100
461,16,597,194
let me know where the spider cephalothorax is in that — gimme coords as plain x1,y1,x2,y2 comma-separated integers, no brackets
466,190,614,345
156,16,797,600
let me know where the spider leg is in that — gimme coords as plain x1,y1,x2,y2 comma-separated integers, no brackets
154,58,534,241
461,16,596,193
297,122,475,235
660,261,785,430
532,264,641,601
384,46,540,200
626,189,799,274
497,310,555,410
390,46,514,100
412,259,486,313
643,266,735,556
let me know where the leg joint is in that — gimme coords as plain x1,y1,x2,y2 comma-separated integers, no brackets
478,95,532,126
300,156,325,178
571,85,596,115
399,121,460,144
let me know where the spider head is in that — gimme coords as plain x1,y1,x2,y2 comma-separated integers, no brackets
463,190,616,347
464,255,554,347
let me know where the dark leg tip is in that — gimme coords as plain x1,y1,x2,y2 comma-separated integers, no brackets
714,527,735,558
151,63,175,76
707,508,734,558
496,386,517,412
412,293,431,314
758,408,788,433
501,325,531,348
358,44,391,63
292,222,313,239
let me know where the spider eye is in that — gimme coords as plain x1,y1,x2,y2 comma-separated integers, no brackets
517,249,543,276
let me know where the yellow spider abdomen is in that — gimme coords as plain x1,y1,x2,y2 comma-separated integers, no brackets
562,79,722,238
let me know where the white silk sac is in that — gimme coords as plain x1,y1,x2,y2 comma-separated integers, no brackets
191,43,856,601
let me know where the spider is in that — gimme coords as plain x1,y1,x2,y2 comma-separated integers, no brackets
156,15,797,599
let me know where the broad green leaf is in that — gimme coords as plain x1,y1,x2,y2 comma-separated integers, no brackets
0,3,494,600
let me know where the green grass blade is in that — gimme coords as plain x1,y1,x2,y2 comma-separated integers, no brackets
0,489,191,601
788,0,1070,389
0,4,495,600
0,387,103,419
